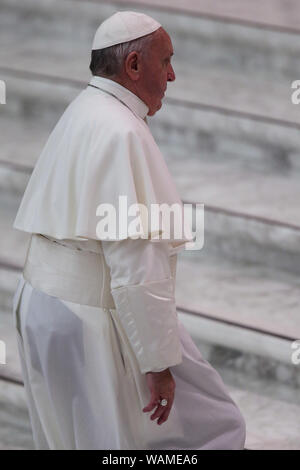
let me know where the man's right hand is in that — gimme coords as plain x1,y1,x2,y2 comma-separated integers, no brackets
142,368,175,425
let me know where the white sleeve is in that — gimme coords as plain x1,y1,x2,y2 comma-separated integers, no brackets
101,238,183,374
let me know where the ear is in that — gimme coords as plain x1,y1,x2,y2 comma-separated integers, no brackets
125,51,141,80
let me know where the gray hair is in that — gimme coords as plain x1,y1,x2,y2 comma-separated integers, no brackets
89,29,160,78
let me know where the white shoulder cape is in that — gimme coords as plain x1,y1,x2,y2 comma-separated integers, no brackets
13,85,193,251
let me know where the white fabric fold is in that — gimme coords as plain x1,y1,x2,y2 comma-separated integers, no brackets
111,278,182,374
101,238,182,374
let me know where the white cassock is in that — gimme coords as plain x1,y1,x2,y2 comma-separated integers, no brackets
12,75,246,450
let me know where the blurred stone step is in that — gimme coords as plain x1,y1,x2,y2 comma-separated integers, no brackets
178,308,299,386
0,51,299,132
175,246,300,385
0,309,22,382
2,67,300,179
5,0,300,35
2,0,300,78
0,193,30,267
0,378,34,450
195,210,300,276
0,193,30,312
224,374,300,450
154,98,300,179
116,0,300,33
1,73,79,128
176,251,300,340
162,141,300,228
1,73,300,222
1,0,300,122
1,342,300,449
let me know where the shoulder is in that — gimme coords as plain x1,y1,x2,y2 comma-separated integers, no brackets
75,88,147,135
55,88,153,156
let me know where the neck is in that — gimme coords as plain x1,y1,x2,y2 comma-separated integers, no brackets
95,74,148,113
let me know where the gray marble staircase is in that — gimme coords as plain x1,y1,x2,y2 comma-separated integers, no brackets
1,0,300,450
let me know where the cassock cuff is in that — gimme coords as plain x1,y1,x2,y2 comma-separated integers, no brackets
111,278,183,374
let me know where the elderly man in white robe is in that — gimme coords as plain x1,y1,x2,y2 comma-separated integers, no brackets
12,11,246,450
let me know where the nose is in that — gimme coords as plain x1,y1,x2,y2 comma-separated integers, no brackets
167,63,176,82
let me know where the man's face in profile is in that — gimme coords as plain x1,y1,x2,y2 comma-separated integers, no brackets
133,28,175,116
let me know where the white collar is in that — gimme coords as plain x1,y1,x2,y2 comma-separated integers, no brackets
88,75,149,120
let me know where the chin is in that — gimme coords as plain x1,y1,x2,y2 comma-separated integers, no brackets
148,102,162,117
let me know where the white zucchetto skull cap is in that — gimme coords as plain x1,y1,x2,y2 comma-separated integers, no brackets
92,11,162,50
